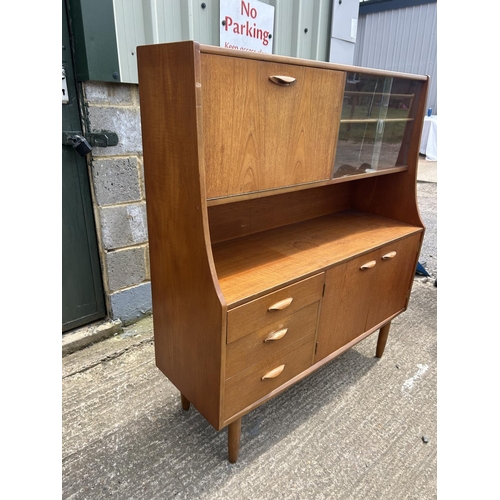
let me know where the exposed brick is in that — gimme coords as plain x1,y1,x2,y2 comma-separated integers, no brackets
99,202,148,250
109,282,152,325
138,158,146,198
84,81,133,105
92,157,141,206
105,246,147,292
88,106,142,156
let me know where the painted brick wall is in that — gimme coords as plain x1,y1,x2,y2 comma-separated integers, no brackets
83,81,151,325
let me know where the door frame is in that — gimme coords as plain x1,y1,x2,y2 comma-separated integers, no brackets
63,0,106,332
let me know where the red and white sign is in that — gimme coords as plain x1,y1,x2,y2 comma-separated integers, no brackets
220,0,274,54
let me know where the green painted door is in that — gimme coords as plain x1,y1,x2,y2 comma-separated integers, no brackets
62,0,105,332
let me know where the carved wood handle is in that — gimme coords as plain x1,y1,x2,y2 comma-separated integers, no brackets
382,251,397,260
360,260,377,270
268,297,293,311
264,328,288,342
262,364,285,380
269,75,296,86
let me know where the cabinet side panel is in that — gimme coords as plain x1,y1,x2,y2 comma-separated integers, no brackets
137,42,225,429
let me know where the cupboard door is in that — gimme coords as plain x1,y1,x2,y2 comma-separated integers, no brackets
201,54,345,198
365,233,420,330
333,74,424,178
314,249,379,362
314,233,421,362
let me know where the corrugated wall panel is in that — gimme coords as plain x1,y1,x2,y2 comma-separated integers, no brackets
113,0,146,83
113,0,332,83
354,3,437,113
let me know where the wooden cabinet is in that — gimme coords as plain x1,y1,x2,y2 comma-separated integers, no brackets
137,41,428,463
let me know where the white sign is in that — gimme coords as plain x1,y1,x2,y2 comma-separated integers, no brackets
220,0,274,54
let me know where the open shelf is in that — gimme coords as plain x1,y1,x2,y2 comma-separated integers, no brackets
212,210,422,308
206,166,409,206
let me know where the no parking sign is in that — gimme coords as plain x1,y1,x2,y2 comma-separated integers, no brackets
220,0,274,54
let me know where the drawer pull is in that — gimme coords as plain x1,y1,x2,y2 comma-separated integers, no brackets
382,251,397,260
264,328,288,342
360,260,377,270
269,75,296,86
268,297,293,311
262,364,285,380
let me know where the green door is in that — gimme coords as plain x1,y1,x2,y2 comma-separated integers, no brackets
62,0,105,332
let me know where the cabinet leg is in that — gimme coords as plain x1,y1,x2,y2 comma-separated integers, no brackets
376,322,391,358
228,418,242,464
180,393,190,411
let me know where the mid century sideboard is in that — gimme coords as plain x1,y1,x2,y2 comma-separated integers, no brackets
137,41,428,463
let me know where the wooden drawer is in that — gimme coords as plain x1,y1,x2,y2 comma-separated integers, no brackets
224,333,315,420
226,301,320,379
227,273,324,344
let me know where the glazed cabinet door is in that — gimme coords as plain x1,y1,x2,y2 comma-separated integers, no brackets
314,233,421,362
201,54,345,199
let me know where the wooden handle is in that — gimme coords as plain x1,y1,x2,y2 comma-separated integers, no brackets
268,297,293,311
269,75,296,86
262,364,285,380
264,328,288,342
360,260,377,270
382,251,397,260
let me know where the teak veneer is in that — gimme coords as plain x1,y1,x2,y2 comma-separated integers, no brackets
137,41,428,463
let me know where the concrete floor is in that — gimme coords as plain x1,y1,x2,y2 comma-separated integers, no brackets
417,156,437,183
62,162,437,499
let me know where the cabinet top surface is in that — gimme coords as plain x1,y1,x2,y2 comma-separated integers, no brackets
212,210,422,307
197,43,428,81
137,41,428,81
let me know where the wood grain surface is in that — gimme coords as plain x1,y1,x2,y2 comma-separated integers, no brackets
224,333,316,420
314,233,420,362
201,54,345,198
226,302,320,379
137,41,226,429
213,211,422,307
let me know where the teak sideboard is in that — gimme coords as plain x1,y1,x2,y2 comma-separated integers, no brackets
137,41,428,463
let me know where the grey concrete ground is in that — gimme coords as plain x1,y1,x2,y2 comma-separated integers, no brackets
62,160,437,499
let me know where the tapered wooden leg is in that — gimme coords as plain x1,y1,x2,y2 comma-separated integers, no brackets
376,322,391,358
228,418,242,464
180,393,190,411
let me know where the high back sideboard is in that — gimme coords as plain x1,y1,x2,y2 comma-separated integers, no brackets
137,41,428,463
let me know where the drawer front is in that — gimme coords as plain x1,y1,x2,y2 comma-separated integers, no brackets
224,333,315,420
227,273,324,344
226,301,320,379
201,54,345,199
